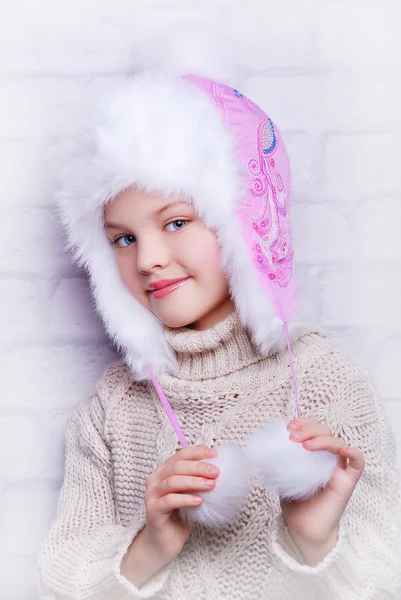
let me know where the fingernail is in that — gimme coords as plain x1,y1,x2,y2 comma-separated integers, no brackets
287,423,298,431
207,448,218,457
207,465,219,476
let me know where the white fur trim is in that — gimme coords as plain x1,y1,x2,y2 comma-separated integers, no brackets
56,72,306,379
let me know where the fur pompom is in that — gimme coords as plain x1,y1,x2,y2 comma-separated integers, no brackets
246,419,338,501
128,22,244,88
179,444,251,528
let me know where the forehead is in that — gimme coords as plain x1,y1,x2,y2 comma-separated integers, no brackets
104,188,192,219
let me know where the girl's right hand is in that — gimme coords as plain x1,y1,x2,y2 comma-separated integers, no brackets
142,444,220,559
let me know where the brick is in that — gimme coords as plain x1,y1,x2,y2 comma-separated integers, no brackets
0,5,234,76
247,72,401,139
0,556,38,600
0,345,117,410
293,264,322,322
0,11,131,76
355,198,401,263
225,5,314,71
49,278,109,341
46,413,74,476
317,3,401,69
0,78,80,138
0,280,49,346
284,133,314,198
245,75,319,134
321,134,401,201
0,487,59,555
0,140,49,206
0,77,120,138
316,72,401,132
0,137,93,209
292,203,354,263
320,267,401,330
0,208,72,276
0,417,45,478
374,339,401,398
326,328,385,378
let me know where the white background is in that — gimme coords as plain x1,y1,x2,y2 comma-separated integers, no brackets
0,1,400,597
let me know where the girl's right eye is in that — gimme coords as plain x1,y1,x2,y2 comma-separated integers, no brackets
112,234,136,248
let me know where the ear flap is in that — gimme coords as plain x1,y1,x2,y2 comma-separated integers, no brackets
88,243,178,380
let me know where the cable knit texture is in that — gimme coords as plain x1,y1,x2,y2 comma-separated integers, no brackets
38,311,401,599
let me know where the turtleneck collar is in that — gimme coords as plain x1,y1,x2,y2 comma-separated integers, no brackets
162,310,267,381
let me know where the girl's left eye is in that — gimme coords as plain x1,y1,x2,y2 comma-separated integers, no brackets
165,219,189,232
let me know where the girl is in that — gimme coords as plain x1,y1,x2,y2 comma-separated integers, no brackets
38,38,401,599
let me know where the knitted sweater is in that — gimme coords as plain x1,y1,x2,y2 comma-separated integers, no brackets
38,311,401,599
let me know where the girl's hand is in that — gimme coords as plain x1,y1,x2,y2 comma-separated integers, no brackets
281,417,365,552
143,444,220,560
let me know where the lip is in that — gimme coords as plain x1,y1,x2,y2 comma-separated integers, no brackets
148,277,190,299
148,277,188,291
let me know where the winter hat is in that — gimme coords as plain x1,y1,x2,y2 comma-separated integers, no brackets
56,38,308,382
55,30,337,526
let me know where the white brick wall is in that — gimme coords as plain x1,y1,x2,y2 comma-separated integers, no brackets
1,1,400,597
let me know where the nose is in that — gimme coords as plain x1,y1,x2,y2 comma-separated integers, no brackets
135,233,170,274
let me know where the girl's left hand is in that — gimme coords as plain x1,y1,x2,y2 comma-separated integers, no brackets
281,417,365,549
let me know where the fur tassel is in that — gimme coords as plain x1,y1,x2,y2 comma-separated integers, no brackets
246,419,338,501
128,22,245,89
179,444,251,528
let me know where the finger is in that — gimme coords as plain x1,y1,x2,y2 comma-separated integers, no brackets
170,444,217,463
152,445,216,478
339,445,365,475
336,449,348,470
288,417,327,429
288,422,332,442
149,493,203,516
161,459,220,482
155,474,216,499
301,435,346,453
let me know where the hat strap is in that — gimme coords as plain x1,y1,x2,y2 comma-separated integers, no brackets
146,364,189,448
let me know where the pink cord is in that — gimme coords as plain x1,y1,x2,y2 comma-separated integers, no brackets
146,364,189,448
283,321,301,418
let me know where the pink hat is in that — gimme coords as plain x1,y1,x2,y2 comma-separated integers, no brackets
56,69,305,382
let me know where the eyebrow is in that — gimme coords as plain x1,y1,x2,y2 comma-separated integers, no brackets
104,200,190,230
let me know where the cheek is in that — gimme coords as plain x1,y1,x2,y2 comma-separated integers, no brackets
116,254,145,300
187,230,225,278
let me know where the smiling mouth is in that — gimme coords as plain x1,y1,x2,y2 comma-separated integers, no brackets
148,277,190,299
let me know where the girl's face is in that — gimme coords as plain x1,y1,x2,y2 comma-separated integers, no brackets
103,188,235,330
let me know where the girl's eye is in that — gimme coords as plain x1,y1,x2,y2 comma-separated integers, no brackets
113,234,135,248
111,220,188,248
165,219,188,232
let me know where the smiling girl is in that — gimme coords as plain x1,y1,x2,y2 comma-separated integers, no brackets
104,191,235,330
38,38,401,600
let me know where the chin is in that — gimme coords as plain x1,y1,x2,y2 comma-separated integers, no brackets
153,300,212,330
156,311,201,329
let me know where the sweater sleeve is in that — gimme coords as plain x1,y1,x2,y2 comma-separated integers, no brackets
38,388,174,599
269,349,401,599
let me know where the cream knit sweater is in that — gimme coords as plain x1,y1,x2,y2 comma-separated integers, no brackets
38,311,401,599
